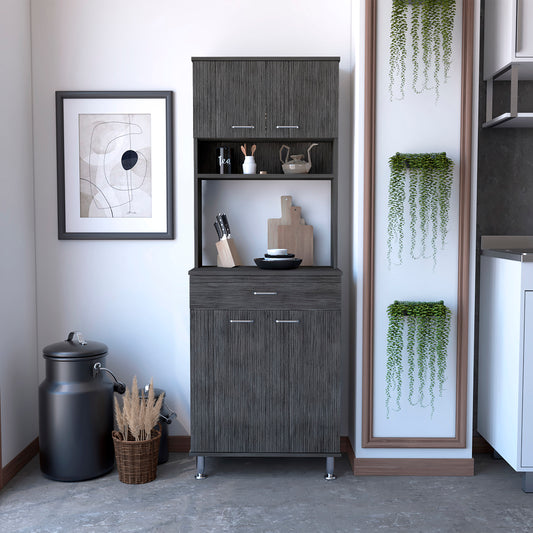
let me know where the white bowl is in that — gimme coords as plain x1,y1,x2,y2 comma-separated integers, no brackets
267,248,288,256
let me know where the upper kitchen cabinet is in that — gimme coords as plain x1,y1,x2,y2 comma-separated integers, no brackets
192,58,339,139
484,0,533,79
483,0,533,127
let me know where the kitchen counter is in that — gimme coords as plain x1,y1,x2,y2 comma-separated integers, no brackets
482,249,533,262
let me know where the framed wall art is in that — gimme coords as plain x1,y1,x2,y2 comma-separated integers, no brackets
56,91,174,239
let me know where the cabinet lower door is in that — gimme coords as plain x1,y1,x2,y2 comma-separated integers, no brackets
191,310,289,454
273,311,341,454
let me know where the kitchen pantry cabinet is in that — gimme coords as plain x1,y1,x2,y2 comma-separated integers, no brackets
189,57,342,478
193,58,338,139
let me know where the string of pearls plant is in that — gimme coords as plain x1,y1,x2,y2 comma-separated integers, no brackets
389,0,456,101
385,300,451,418
387,152,453,269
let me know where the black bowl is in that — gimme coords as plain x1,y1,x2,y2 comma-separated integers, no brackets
254,258,302,270
264,253,295,258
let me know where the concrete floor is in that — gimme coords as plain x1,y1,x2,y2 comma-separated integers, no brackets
1,453,532,532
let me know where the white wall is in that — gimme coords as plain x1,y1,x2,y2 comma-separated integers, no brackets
30,0,354,436
0,0,39,467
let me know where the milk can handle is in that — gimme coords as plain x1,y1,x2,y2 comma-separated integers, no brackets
93,362,126,394
67,331,87,345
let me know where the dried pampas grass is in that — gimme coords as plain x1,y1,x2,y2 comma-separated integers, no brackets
114,377,164,441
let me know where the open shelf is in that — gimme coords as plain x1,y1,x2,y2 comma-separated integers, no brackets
196,140,334,175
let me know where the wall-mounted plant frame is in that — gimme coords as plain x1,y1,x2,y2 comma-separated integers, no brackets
387,152,454,269
385,300,452,418
362,0,474,448
389,0,457,101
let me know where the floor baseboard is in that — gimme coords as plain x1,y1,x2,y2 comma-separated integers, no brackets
353,457,474,476
1,438,39,489
168,435,191,453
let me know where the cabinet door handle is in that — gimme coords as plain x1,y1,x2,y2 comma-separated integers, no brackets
253,291,278,295
276,125,299,129
275,320,300,324
229,319,254,323
231,125,255,129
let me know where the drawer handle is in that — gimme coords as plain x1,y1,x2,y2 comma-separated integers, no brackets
253,291,278,295
275,320,300,324
229,319,254,323
231,125,255,129
276,125,299,129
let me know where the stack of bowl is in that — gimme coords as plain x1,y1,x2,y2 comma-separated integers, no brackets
254,249,302,270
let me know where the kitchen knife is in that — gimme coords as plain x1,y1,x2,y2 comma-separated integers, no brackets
216,213,227,238
214,221,223,240
221,213,231,237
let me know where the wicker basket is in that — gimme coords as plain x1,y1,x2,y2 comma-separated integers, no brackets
112,427,161,484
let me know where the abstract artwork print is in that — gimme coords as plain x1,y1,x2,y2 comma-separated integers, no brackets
79,114,152,219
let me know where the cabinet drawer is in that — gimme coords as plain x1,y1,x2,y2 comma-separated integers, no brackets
190,279,340,310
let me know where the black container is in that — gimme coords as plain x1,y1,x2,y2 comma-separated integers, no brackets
139,386,176,464
217,146,232,174
39,331,119,481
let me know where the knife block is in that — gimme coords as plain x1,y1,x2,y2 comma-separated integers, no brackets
216,238,241,268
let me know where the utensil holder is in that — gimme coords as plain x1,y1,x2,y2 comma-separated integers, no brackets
242,156,256,174
216,238,242,267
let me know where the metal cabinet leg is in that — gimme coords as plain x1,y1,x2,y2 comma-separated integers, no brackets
195,456,208,479
522,472,533,493
324,456,336,480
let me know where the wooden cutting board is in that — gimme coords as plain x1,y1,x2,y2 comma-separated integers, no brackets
277,205,314,266
268,196,307,249
267,196,292,249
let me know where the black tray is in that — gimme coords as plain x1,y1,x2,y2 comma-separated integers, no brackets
254,258,302,270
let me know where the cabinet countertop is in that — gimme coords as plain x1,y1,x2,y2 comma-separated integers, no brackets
189,266,342,276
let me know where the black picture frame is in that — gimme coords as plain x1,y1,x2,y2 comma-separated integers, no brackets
56,90,174,239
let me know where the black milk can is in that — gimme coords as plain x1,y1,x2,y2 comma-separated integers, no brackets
39,331,125,481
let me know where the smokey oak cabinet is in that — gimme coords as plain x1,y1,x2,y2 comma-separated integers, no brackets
189,57,341,479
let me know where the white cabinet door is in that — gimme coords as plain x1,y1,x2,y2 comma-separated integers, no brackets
521,291,533,467
516,0,533,57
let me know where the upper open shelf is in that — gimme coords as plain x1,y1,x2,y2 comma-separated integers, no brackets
196,140,334,175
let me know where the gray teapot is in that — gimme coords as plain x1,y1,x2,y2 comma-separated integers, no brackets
280,143,318,174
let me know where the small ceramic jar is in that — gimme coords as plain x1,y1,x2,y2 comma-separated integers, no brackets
242,156,257,174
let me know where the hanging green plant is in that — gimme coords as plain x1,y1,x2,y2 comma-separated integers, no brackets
385,300,451,418
386,152,453,269
388,0,456,101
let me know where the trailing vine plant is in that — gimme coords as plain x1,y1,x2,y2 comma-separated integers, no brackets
388,0,456,101
385,300,451,418
386,152,453,269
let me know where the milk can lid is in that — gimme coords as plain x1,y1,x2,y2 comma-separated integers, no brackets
43,331,108,359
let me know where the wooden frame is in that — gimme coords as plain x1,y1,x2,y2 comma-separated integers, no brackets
56,91,174,240
361,0,474,448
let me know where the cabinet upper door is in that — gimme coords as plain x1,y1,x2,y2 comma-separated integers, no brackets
193,60,265,139
266,60,339,139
